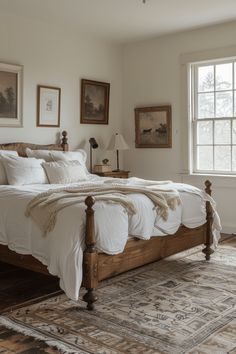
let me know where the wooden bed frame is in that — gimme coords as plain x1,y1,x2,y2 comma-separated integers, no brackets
0,131,214,310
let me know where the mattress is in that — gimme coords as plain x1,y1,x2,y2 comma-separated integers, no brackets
0,176,221,300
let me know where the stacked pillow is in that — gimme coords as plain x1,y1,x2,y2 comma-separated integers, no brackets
26,148,88,171
0,150,19,184
26,148,89,184
0,148,89,185
42,160,88,184
0,153,48,185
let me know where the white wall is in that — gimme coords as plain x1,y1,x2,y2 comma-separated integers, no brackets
1,11,236,233
0,13,124,169
123,21,236,233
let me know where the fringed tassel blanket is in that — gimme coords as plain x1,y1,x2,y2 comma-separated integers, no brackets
25,184,181,236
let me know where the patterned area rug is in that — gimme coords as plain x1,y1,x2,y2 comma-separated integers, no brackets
0,237,235,354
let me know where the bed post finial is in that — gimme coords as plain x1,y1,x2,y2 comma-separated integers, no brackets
61,131,68,151
83,196,98,310
202,180,214,261
205,180,212,196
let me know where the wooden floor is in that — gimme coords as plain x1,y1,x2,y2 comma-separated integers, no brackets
0,233,233,314
0,326,59,354
0,262,61,314
0,233,234,353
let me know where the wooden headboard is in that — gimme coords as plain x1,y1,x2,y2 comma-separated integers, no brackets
0,131,68,157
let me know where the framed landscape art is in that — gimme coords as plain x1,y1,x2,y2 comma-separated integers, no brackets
0,62,23,127
81,79,110,124
37,85,61,127
135,105,172,148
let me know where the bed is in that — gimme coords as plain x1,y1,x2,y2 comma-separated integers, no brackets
0,132,219,310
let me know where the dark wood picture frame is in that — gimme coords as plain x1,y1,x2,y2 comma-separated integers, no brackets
0,62,23,127
135,105,172,148
37,85,61,127
80,79,110,125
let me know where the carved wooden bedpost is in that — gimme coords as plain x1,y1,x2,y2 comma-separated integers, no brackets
202,180,214,261
61,131,69,151
83,196,98,310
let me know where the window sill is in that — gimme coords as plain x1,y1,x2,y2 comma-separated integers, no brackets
179,172,236,188
181,172,236,178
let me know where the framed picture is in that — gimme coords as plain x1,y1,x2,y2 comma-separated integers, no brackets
135,105,172,148
37,85,61,127
81,79,110,124
0,62,23,127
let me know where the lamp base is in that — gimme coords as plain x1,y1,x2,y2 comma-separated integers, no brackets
112,169,121,172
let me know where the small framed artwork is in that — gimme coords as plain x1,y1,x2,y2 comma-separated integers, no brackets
81,79,110,124
0,62,23,127
37,85,61,127
135,105,172,148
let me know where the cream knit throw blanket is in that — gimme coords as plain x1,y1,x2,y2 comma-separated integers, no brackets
25,184,181,236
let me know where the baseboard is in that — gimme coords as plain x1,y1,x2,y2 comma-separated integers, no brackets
221,224,236,235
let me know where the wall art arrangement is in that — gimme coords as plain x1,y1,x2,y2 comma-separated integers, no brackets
0,62,23,127
81,79,110,124
37,85,61,127
135,105,172,148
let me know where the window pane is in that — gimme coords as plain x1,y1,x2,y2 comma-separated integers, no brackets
198,93,214,118
198,65,214,92
197,146,213,170
193,60,236,174
232,120,236,144
197,121,213,144
214,146,231,171
232,146,236,171
214,120,231,144
216,91,233,117
216,63,232,90
234,91,236,116
234,62,236,89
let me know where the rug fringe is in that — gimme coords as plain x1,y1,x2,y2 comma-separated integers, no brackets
0,316,80,354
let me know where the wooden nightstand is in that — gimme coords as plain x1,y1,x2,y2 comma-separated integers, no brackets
94,170,130,179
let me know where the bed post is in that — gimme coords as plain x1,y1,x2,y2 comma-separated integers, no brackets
83,196,98,310
61,131,69,151
202,180,214,261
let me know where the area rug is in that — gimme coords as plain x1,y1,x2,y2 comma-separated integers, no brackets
0,237,235,354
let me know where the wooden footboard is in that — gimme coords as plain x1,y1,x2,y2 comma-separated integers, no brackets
82,180,214,310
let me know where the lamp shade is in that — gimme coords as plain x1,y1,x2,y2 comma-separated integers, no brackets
107,133,129,151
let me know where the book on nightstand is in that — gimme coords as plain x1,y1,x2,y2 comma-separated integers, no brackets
93,164,112,173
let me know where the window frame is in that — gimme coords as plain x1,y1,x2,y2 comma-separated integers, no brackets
190,57,236,175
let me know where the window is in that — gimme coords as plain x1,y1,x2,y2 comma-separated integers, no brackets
190,58,236,174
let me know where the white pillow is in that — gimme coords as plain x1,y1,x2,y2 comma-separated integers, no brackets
42,160,88,184
25,148,53,162
0,150,18,185
26,148,88,172
0,155,48,185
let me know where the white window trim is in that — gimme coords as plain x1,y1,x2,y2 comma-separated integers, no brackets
180,45,236,179
191,58,236,175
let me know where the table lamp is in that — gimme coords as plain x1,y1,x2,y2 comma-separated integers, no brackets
107,133,129,171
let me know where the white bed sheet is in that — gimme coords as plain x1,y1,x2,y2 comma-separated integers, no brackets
0,177,220,300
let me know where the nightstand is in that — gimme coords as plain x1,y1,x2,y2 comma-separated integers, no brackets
94,170,130,179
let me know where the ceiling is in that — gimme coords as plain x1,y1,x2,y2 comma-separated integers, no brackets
1,0,236,43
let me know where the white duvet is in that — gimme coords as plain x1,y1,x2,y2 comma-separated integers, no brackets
0,175,221,300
